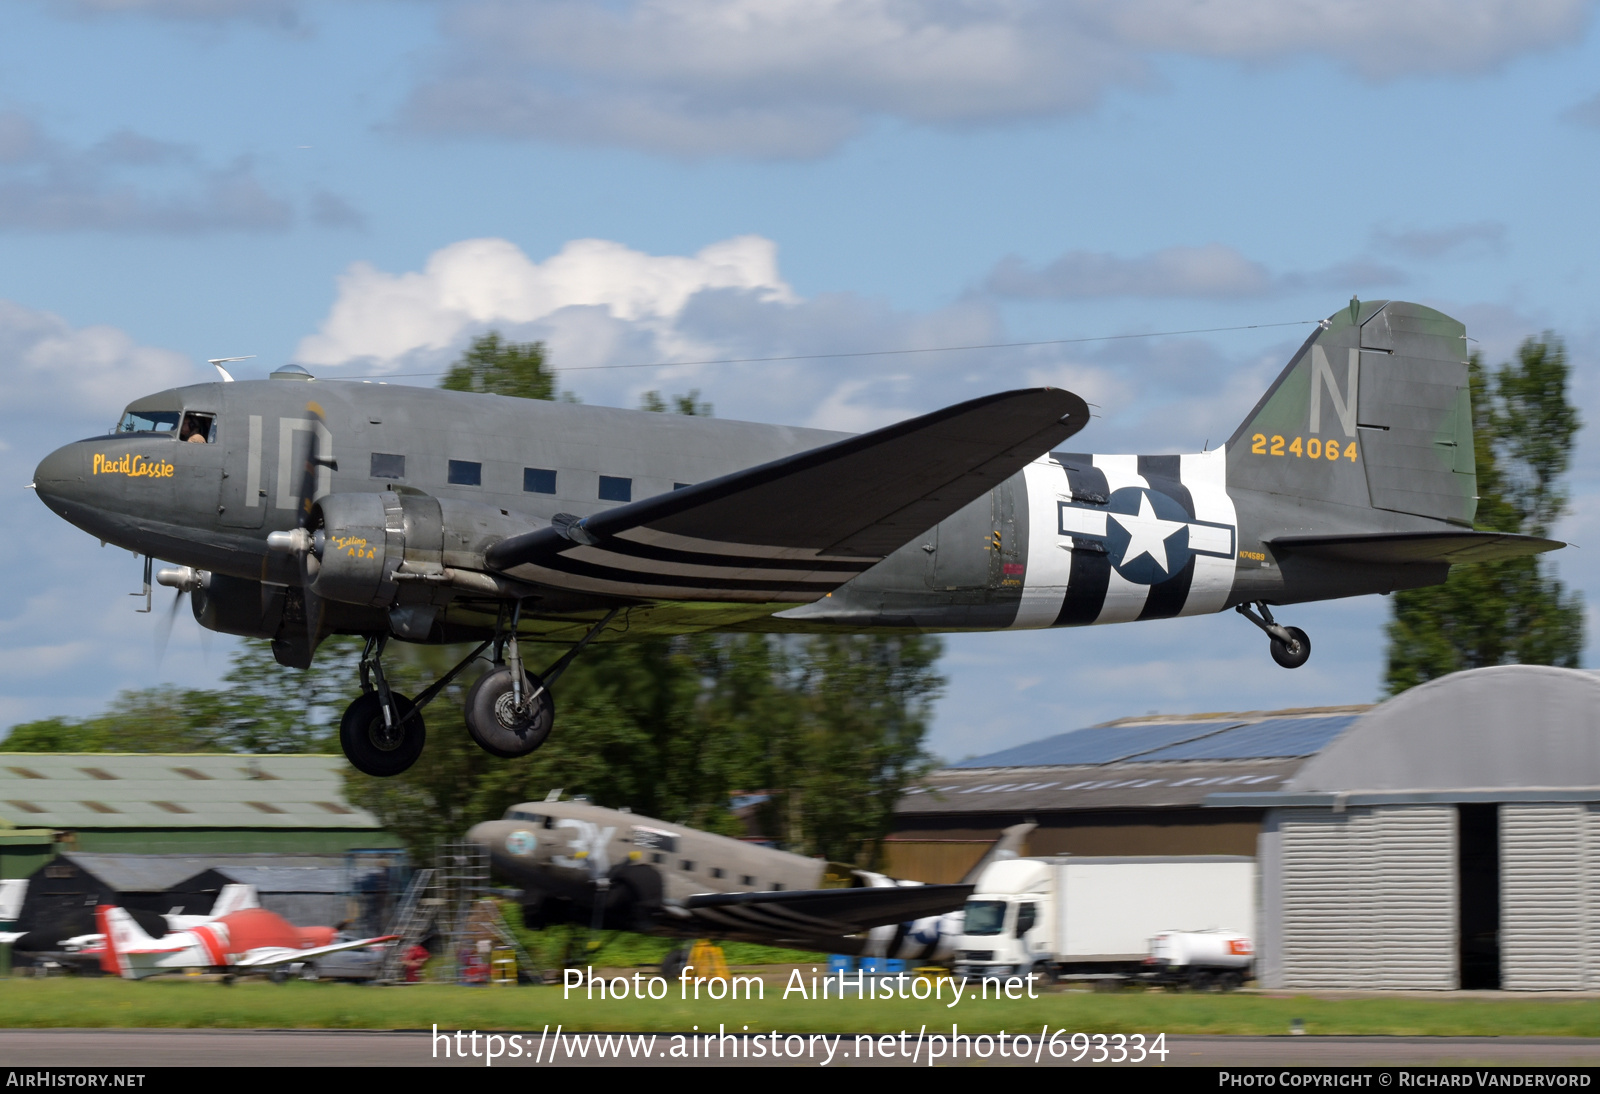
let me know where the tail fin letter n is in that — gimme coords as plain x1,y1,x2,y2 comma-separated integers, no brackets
1309,345,1358,437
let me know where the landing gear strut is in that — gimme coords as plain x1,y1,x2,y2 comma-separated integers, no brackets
1235,601,1311,669
462,606,619,760
339,632,492,777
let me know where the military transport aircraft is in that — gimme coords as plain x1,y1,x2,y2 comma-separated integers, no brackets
30,299,1561,777
468,796,1031,964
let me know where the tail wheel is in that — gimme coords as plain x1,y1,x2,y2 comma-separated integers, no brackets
340,692,426,777
1270,626,1311,669
464,666,555,758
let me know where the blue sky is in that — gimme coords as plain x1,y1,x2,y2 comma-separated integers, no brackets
4,0,1599,761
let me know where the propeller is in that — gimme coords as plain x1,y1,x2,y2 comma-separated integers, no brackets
153,566,203,670
265,401,335,666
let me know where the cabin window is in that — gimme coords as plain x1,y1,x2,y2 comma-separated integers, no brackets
448,460,482,487
179,412,215,444
371,453,405,480
118,409,180,435
771,883,785,892
710,867,725,879
680,860,695,872
740,875,754,886
651,853,665,865
598,476,632,503
524,468,557,494
673,482,691,490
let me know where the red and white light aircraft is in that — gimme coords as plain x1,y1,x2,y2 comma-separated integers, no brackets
96,903,396,980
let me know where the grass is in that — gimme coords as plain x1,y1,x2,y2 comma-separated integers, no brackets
501,916,825,971
2,977,1600,1036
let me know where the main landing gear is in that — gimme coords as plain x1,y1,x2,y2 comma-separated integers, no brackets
1235,601,1311,669
337,607,619,778
464,605,619,759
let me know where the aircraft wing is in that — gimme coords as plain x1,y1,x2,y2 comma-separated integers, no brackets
485,388,1089,602
1270,531,1563,565
232,934,398,969
674,883,973,940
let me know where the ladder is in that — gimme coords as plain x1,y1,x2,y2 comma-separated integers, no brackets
379,867,436,982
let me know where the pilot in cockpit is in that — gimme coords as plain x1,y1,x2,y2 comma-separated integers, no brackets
179,413,213,443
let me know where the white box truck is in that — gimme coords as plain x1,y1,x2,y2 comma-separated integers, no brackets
949,855,1256,984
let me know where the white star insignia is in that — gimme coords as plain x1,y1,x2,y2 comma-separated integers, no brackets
1109,491,1188,574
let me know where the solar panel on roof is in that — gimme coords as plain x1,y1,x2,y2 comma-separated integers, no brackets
950,721,1242,768
1133,715,1359,760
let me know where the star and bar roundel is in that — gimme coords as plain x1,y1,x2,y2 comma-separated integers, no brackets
1058,486,1236,585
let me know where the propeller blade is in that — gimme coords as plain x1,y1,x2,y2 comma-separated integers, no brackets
153,588,185,671
295,401,330,532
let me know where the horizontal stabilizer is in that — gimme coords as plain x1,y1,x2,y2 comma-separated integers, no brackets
680,883,973,938
1270,531,1564,565
485,389,1089,602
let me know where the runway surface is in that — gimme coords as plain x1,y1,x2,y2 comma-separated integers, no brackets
2,1030,1599,1067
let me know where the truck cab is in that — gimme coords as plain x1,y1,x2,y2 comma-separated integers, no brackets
952,859,1055,978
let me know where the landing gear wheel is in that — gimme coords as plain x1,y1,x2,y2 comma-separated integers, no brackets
340,691,426,777
1270,626,1311,669
660,948,689,981
465,666,555,758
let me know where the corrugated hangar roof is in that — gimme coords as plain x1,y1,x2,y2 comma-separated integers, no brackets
905,705,1369,815
0,754,381,830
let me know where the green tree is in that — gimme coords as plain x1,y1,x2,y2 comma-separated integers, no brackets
1384,338,1584,693
640,389,713,416
440,333,557,401
4,638,362,753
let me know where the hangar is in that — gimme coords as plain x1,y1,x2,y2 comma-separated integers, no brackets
895,664,1600,991
1217,664,1600,991
0,753,401,878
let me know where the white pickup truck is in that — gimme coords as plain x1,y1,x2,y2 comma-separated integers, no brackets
949,855,1255,984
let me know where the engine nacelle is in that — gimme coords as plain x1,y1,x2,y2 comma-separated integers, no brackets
192,572,285,639
307,492,409,608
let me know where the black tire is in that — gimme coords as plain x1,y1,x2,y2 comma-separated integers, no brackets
1216,970,1243,992
340,692,426,777
1270,626,1311,669
464,666,555,758
1187,969,1214,992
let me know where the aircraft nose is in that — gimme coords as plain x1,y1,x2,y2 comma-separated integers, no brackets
32,442,87,508
466,822,495,846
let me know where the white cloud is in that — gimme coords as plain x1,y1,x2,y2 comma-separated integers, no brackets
0,299,196,422
986,243,1406,300
295,235,796,367
401,0,1593,158
1372,221,1508,260
1095,0,1589,80
0,110,357,234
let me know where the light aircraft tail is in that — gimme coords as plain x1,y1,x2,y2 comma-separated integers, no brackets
210,884,258,917
96,905,147,977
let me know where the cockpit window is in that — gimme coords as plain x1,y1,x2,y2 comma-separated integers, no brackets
179,412,215,444
118,409,180,435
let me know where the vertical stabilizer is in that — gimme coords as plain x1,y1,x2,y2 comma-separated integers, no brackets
1227,300,1475,527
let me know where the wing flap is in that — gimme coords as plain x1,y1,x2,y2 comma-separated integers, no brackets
1271,531,1564,565
485,389,1089,602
